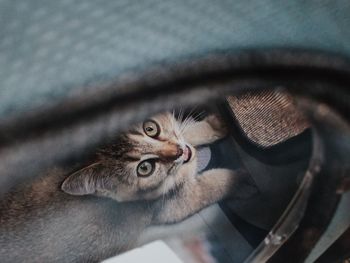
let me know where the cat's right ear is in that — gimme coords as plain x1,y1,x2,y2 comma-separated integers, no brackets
61,163,102,196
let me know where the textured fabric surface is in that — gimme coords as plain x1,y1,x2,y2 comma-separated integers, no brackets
1,0,350,120
227,91,310,147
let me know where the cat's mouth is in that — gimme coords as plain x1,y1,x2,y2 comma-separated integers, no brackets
183,145,192,163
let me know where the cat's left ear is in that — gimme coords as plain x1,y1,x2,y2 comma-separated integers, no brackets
61,163,102,196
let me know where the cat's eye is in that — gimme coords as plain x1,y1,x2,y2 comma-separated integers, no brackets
143,120,160,138
137,160,155,177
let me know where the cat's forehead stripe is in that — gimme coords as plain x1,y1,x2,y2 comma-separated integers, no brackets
124,155,140,161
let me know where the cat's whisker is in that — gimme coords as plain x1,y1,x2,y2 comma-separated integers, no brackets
192,110,206,121
172,110,179,133
182,107,201,130
171,109,176,130
180,115,195,134
172,180,181,200
179,108,207,135
178,107,184,122
178,108,186,132
171,110,175,130
161,176,170,210
179,112,190,132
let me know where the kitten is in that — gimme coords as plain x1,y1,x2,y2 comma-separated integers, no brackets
0,112,256,263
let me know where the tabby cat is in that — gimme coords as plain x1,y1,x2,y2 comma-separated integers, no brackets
0,112,255,263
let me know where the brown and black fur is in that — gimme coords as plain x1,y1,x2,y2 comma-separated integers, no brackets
0,112,256,262
0,170,151,262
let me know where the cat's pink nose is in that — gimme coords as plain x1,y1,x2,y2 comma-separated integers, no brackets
177,147,183,158
158,143,183,161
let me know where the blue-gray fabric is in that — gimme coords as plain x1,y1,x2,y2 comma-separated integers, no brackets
1,0,350,119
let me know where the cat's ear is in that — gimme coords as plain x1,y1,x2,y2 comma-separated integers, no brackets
61,163,102,196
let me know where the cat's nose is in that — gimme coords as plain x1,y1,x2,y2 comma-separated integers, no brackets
170,144,183,159
176,147,183,158
158,143,183,161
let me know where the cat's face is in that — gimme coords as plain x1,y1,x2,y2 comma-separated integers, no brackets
61,112,198,202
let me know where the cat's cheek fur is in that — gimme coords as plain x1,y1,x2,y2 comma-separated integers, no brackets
96,186,137,202
178,154,198,176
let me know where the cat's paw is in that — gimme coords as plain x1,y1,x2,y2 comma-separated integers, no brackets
205,114,228,140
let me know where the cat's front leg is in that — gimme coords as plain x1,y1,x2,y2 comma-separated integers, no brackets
183,114,228,147
152,169,257,225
